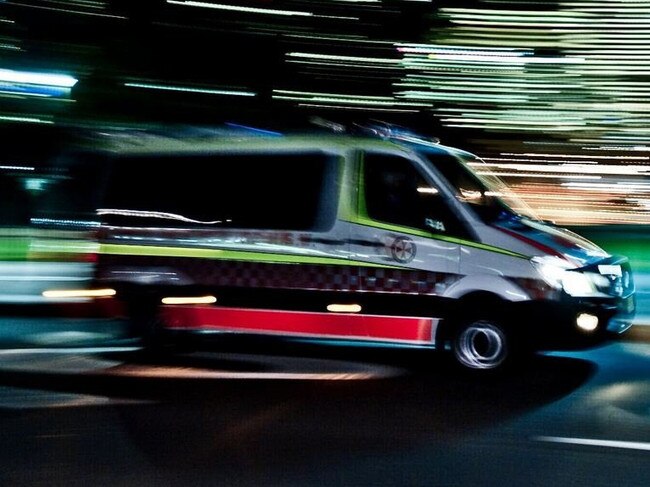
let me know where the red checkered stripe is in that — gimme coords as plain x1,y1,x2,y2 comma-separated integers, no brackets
98,254,459,295
353,266,459,294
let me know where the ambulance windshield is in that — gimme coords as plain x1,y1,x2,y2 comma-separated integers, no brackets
423,151,540,223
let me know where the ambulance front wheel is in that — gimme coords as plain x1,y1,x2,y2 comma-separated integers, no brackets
451,319,510,371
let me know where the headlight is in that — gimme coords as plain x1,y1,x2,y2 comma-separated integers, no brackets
531,256,597,296
562,271,597,296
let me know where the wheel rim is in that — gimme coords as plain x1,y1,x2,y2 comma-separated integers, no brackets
454,321,507,370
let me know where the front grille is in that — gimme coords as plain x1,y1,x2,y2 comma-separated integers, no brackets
592,258,634,297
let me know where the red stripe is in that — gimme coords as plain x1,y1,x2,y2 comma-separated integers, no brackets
493,225,568,260
161,306,433,343
365,315,433,342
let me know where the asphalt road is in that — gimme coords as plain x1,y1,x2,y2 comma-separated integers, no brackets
0,335,649,486
0,269,647,486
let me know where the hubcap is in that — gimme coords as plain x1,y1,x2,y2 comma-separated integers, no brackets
455,321,507,370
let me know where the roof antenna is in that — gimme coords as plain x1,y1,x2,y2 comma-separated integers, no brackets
309,116,346,133
353,119,441,144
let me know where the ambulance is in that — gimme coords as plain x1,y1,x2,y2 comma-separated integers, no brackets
37,125,637,370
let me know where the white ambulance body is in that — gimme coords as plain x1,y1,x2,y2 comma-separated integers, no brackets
36,127,636,370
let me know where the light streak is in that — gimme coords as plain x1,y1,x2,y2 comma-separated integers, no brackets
476,172,601,180
97,209,230,225
0,68,77,87
287,52,400,64
478,162,650,176
166,1,358,19
161,296,217,305
0,165,35,171
273,90,428,107
297,103,419,113
499,153,649,160
124,82,255,97
166,0,313,16
0,115,54,124
562,182,650,191
535,436,650,452
4,1,126,18
42,289,116,299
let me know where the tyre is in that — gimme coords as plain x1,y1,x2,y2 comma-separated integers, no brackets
126,295,173,356
452,319,510,371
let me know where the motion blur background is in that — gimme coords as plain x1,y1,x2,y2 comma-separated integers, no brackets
3,6,650,485
1,0,648,283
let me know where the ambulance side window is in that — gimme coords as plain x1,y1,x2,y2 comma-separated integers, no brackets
101,152,337,231
363,153,466,236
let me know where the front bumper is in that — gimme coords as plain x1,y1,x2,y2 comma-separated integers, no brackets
517,291,636,350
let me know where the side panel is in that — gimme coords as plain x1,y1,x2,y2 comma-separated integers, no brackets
95,149,379,342
97,223,357,292
342,151,463,345
162,306,434,345
449,244,555,302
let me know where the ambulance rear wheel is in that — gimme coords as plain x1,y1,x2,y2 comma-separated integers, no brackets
452,319,509,371
126,296,173,356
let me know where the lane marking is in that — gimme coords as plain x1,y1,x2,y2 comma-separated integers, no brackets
535,436,650,452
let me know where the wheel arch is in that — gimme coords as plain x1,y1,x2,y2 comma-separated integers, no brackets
435,290,513,346
436,289,533,370
444,274,530,302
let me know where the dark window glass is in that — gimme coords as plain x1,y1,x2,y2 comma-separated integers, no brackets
41,163,105,217
101,153,337,231
363,153,465,236
423,152,515,223
0,157,103,227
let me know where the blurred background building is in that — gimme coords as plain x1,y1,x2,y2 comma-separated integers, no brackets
1,0,650,227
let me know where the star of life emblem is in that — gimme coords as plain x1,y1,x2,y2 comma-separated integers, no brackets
390,237,416,264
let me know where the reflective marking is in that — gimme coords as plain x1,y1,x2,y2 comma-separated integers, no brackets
162,295,217,305
42,288,116,298
163,306,434,343
327,303,362,313
535,436,650,452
